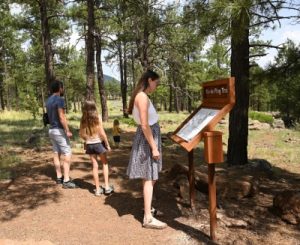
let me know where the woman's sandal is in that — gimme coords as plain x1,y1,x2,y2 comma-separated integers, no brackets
142,217,167,229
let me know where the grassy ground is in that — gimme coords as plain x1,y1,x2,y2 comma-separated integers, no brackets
1,100,300,179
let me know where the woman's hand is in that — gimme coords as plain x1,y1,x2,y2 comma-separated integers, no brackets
152,148,160,161
106,144,111,152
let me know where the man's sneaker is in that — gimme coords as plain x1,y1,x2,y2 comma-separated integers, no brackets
62,180,78,189
102,185,114,195
56,176,64,184
143,217,167,229
95,188,104,196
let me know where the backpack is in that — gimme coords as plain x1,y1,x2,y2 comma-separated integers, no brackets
43,112,49,127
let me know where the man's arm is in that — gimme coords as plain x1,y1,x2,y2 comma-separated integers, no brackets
58,108,72,137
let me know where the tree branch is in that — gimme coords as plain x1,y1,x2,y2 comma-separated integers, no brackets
250,43,284,49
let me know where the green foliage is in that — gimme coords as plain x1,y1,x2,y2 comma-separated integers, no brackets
249,111,274,124
105,79,121,99
118,117,136,127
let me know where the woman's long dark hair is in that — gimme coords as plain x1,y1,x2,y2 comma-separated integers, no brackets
128,70,159,114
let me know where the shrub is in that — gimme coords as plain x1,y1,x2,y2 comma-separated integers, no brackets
249,111,274,124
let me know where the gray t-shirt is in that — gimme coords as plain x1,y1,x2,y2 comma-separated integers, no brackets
46,95,65,129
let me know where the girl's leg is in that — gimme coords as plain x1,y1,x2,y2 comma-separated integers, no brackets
99,153,109,189
143,180,156,220
90,155,100,192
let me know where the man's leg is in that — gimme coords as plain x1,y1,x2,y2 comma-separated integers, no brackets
53,153,63,178
62,154,71,182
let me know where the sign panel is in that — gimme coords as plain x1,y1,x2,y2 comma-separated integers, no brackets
176,108,219,142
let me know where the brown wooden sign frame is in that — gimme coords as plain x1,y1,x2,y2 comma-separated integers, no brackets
171,77,235,152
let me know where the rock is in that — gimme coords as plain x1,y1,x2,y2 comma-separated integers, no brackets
220,179,258,200
218,213,248,228
251,159,273,173
272,119,285,129
273,191,300,225
249,120,271,130
169,164,258,201
26,134,39,144
219,118,227,125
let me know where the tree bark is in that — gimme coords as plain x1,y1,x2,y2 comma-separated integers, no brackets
118,40,128,118
39,0,55,94
86,0,95,100
0,37,6,110
41,86,45,113
123,43,128,117
169,82,173,112
227,10,250,165
173,78,179,113
135,3,150,70
131,47,136,88
95,33,108,121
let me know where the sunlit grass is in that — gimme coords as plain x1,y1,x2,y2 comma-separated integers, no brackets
1,100,300,179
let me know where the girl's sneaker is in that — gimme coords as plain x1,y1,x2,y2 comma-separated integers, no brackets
95,188,104,196
56,176,64,184
102,185,114,195
143,217,167,229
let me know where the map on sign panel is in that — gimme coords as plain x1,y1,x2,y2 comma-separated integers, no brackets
176,108,219,142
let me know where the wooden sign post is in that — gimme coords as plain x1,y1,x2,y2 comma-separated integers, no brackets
170,77,235,241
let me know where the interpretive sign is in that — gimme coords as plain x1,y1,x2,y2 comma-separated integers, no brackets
171,77,235,152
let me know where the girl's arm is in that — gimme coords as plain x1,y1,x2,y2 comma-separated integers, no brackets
117,126,123,134
135,92,160,160
79,124,88,141
98,118,111,151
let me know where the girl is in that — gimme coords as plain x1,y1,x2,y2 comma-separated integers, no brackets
127,70,167,229
112,119,122,148
79,100,114,196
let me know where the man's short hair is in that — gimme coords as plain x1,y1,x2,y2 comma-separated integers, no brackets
51,80,64,93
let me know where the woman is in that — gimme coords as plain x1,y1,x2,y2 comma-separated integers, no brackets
127,70,167,229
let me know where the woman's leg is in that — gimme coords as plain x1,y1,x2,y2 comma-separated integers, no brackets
99,153,109,189
90,155,100,192
143,180,156,220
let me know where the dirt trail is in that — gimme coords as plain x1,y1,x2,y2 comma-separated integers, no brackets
1,131,300,245
0,132,210,245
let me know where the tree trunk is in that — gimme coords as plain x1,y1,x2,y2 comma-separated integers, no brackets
86,0,95,100
64,87,69,114
227,11,250,165
123,43,128,117
173,78,179,113
131,47,136,88
40,0,55,94
118,40,128,118
188,91,192,113
169,83,173,112
95,33,108,121
0,38,5,110
41,86,45,113
135,3,150,70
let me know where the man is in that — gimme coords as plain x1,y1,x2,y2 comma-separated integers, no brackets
46,80,77,188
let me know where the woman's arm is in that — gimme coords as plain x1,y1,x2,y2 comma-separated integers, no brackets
135,92,160,160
